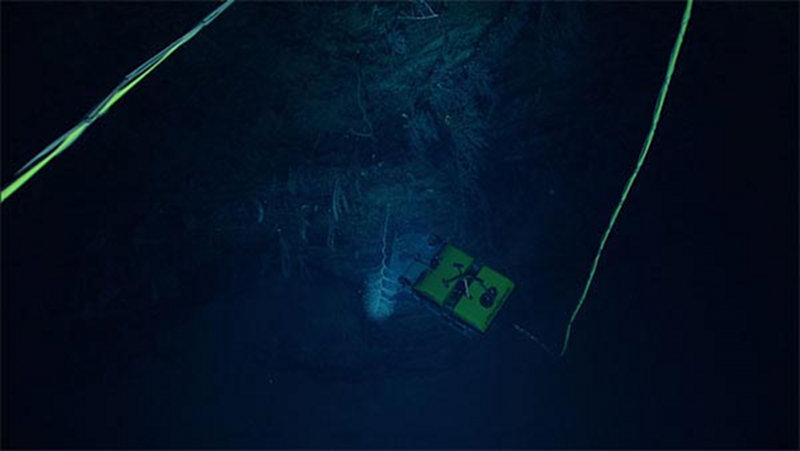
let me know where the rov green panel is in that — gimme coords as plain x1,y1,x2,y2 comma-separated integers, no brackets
453,265,515,333
414,244,474,306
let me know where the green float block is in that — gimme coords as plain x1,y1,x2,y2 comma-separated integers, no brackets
453,265,515,333
414,244,474,306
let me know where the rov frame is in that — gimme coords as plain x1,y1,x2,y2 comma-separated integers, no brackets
398,235,515,334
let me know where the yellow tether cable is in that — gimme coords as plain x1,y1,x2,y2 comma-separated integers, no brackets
559,0,694,357
1,0,235,203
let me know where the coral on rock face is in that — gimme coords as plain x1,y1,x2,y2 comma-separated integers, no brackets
363,209,400,321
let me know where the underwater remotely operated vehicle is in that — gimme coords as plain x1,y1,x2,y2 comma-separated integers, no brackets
398,235,515,334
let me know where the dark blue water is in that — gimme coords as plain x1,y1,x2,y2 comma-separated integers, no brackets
2,2,797,448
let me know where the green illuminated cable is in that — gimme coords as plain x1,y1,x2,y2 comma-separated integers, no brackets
0,0,235,203
559,0,694,357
